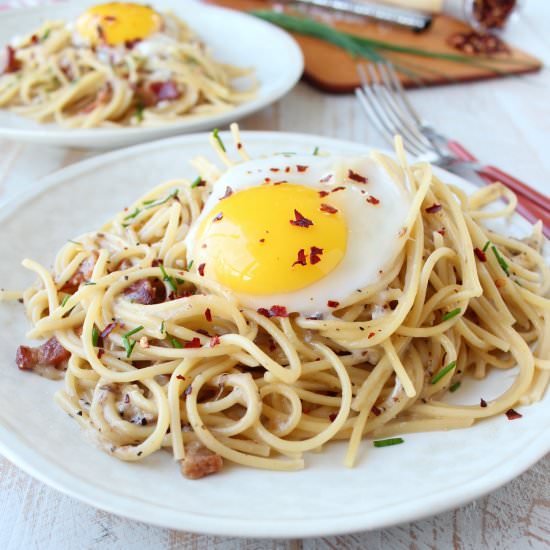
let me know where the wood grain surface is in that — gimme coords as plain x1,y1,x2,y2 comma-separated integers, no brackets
0,1,549,548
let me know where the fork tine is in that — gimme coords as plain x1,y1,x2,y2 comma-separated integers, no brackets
363,63,428,157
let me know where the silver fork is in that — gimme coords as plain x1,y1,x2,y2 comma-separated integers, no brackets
355,61,550,237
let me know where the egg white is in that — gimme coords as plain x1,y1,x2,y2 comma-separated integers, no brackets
186,154,411,315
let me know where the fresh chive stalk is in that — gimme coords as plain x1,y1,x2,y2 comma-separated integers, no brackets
373,437,404,448
431,360,457,385
159,264,177,293
144,190,178,210
442,308,461,321
170,336,183,349
92,325,100,347
491,245,510,276
212,128,226,152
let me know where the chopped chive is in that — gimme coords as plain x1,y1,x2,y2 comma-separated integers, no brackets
449,381,461,393
175,277,185,284
123,207,141,222
68,239,81,245
160,320,166,334
491,245,510,277
431,360,457,385
170,336,183,348
123,325,144,339
144,189,178,210
142,198,155,206
42,29,50,40
190,176,204,189
92,325,100,347
135,100,144,122
83,281,96,286
60,294,71,307
122,337,137,358
442,308,461,321
212,128,226,152
187,260,194,270
313,146,319,155
159,264,177,293
483,240,491,252
373,437,404,448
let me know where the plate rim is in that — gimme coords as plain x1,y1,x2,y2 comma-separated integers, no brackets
0,0,304,147
0,130,549,538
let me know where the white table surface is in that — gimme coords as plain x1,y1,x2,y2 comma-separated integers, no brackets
0,1,549,548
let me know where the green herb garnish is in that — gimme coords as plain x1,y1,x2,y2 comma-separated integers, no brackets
483,240,491,252
122,325,144,358
442,308,461,321
431,360,457,385
123,325,144,339
190,176,204,189
68,239,82,246
175,277,185,284
373,437,404,448
449,381,461,393
124,207,141,222
83,281,96,286
159,264,177,293
135,100,145,122
212,128,226,152
42,29,51,41
313,146,319,155
491,245,510,277
92,325,100,347
160,320,166,334
187,260,194,270
170,336,183,348
60,294,71,308
144,189,179,210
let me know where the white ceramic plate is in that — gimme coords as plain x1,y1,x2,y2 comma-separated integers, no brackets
0,132,548,538
0,0,303,149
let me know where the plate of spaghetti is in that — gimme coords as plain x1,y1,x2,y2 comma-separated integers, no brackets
0,1,302,149
0,129,548,537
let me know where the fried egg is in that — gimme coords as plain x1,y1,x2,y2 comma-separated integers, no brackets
186,154,410,314
75,2,163,47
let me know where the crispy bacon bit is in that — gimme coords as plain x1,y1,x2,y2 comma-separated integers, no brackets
150,80,180,101
310,246,323,265
328,413,337,422
180,441,223,480
389,300,399,310
367,195,380,205
332,186,345,193
505,408,522,420
318,190,329,198
290,209,313,228
368,332,375,339
320,203,338,214
124,279,166,305
292,248,307,267
16,337,70,371
327,300,339,308
184,338,201,349
100,322,117,339
221,186,233,199
371,405,381,416
296,165,308,173
210,335,221,347
437,228,446,236
474,248,487,262
30,34,39,45
320,174,332,183
198,263,206,276
97,349,105,359
480,398,488,408
213,212,223,222
257,305,289,318
61,251,99,293
176,374,185,380
425,203,442,214
348,170,367,184
205,308,212,322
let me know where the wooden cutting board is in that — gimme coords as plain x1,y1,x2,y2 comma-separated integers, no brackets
207,0,542,93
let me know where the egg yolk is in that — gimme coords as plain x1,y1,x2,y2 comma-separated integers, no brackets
192,184,348,295
76,3,162,46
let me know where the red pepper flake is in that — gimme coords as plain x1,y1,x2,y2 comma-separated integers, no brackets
259,238,265,243
204,308,212,322
332,186,345,193
290,209,314,228
212,212,223,222
425,203,442,214
176,374,186,380
367,195,380,205
184,385,193,396
100,322,117,339
237,142,242,150
198,263,205,276
348,170,367,184
263,177,271,184
284,167,290,173
320,174,332,183
371,405,381,416
480,398,487,408
368,332,375,339
30,34,39,45
318,190,329,198
327,300,340,308
437,228,446,236
221,186,233,199
184,337,201,349
270,168,280,172
124,39,141,49
97,349,105,359
149,80,180,102
257,305,289,318
505,408,522,420
2,46,21,74
210,335,220,347
328,413,337,422
296,165,308,173
104,15,117,21
292,249,307,267
320,203,338,214
474,247,487,262
310,246,323,265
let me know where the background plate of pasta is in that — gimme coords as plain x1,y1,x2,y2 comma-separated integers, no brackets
0,0,303,149
0,130,548,537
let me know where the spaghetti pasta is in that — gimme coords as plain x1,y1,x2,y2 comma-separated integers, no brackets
4,127,549,479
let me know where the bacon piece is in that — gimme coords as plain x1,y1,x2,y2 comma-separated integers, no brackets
61,251,99,293
140,80,181,107
184,337,202,349
327,300,340,308
1,46,21,74
257,305,288,318
474,248,487,262
16,337,70,371
123,278,166,305
425,203,442,214
180,441,223,480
